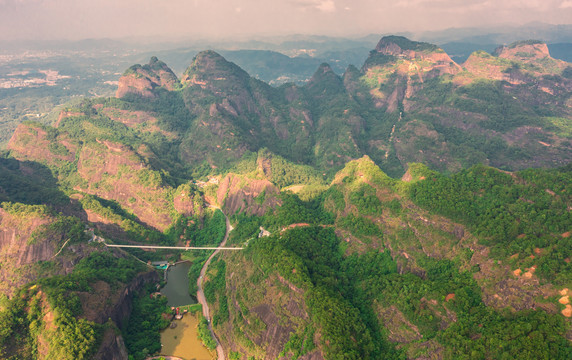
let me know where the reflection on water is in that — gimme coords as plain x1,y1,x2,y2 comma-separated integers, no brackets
161,262,197,307
160,313,215,360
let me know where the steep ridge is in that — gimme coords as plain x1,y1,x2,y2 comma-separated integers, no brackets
6,35,572,179
461,40,572,86
361,36,461,112
213,158,571,359
6,35,572,195
116,38,572,175
0,204,89,297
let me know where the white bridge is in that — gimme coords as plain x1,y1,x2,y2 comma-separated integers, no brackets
104,244,243,250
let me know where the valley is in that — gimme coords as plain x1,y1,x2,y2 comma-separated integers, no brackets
0,34,570,360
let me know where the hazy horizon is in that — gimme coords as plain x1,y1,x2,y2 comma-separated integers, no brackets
2,0,572,43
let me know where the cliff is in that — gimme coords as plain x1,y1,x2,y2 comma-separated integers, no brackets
0,204,93,297
76,140,174,231
7,123,77,165
116,56,179,99
217,253,325,359
90,270,159,359
216,173,280,216
361,36,462,112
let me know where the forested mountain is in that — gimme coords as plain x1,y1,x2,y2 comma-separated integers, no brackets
107,35,572,177
0,36,570,359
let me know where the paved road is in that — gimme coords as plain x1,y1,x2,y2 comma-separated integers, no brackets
197,210,232,360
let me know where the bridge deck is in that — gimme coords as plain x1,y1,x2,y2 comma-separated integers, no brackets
104,244,243,250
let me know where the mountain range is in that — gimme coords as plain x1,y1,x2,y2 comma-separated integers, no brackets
0,35,570,359
106,35,572,177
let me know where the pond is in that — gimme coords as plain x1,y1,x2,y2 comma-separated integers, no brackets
158,261,214,360
160,313,215,360
160,261,197,307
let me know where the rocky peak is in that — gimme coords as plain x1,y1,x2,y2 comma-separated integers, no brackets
494,40,551,60
366,35,461,76
306,63,344,97
375,35,441,58
116,57,178,99
309,63,337,82
181,50,250,87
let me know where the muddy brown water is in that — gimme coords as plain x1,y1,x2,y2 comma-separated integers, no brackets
158,262,213,360
160,313,215,360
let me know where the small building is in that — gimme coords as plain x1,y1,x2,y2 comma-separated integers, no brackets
258,226,271,238
151,261,169,270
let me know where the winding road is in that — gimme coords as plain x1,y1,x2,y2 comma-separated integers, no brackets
197,209,232,360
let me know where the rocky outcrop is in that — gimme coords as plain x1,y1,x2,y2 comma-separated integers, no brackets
181,50,250,91
8,123,77,164
495,41,551,60
373,35,461,76
173,184,204,217
462,41,571,86
93,330,129,360
0,206,62,297
363,36,462,112
221,259,324,360
82,270,160,328
216,173,280,216
375,35,439,57
55,110,83,128
75,268,159,358
116,56,179,99
306,63,345,97
76,140,173,231
0,207,54,262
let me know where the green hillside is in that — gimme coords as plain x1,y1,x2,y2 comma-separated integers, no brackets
0,36,570,359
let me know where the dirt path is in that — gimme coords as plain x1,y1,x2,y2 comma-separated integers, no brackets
197,209,232,360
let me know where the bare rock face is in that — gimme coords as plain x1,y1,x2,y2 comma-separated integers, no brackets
216,173,281,216
221,259,325,360
173,184,203,217
0,206,88,297
181,50,256,118
373,35,461,76
8,123,77,164
93,331,129,360
495,41,551,60
364,36,461,112
116,75,156,99
0,208,55,270
461,41,572,89
76,140,173,231
116,56,179,99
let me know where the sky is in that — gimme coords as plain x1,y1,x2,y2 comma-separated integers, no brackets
1,0,572,41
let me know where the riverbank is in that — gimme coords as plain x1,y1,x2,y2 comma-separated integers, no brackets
160,261,197,307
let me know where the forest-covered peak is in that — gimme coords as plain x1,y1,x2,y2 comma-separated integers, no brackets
181,50,250,86
375,35,441,55
306,62,344,97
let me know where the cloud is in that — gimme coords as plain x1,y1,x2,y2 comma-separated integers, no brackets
1,0,572,41
393,0,560,11
316,0,336,12
290,0,336,13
